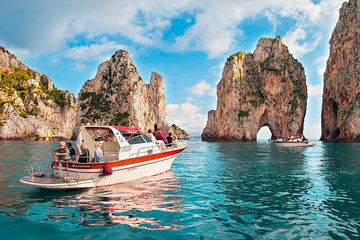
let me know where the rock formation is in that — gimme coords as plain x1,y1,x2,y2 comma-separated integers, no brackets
321,0,360,141
171,124,190,139
202,36,307,141
0,46,77,140
77,50,189,138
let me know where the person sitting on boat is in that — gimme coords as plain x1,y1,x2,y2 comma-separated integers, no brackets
93,141,105,163
102,132,117,142
66,142,76,160
172,135,179,147
155,131,168,144
77,141,90,163
52,141,71,161
166,132,173,146
145,129,157,142
154,124,168,144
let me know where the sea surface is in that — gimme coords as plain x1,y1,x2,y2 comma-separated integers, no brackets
0,140,359,239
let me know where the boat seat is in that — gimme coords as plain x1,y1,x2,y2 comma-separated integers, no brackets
102,141,119,162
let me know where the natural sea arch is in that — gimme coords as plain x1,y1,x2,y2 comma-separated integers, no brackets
257,125,272,140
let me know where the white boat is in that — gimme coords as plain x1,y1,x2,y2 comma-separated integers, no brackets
273,134,315,147
20,125,187,189
274,141,315,147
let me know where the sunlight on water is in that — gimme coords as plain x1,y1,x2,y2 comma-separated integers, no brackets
0,140,360,239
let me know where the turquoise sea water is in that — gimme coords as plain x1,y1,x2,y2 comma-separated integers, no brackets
0,140,359,239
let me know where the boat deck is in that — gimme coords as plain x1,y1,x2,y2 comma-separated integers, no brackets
20,175,96,189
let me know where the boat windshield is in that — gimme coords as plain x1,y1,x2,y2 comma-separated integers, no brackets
127,134,152,145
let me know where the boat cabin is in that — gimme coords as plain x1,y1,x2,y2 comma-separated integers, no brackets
76,125,162,163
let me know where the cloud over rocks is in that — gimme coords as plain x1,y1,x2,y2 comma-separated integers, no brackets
186,80,216,97
65,40,127,62
166,102,207,134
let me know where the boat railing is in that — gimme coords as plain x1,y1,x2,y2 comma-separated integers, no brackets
129,145,159,158
28,164,45,177
64,172,80,182
105,153,118,162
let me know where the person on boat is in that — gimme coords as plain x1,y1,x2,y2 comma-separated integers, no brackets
93,141,105,163
77,141,90,163
166,132,173,147
102,131,117,142
153,124,168,144
66,142,76,160
172,135,179,147
52,141,71,161
145,129,156,142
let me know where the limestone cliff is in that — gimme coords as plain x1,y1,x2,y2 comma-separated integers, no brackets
0,46,77,140
77,50,189,137
202,36,307,141
321,0,360,141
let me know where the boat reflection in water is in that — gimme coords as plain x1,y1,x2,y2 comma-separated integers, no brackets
48,171,183,230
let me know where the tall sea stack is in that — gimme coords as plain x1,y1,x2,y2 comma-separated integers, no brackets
321,0,360,141
202,36,307,141
77,50,171,133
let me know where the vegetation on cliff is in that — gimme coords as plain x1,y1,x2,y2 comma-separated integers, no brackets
0,67,69,107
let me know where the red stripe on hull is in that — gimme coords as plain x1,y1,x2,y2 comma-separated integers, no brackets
54,155,176,174
52,148,185,170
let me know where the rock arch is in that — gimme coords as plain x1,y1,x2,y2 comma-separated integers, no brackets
202,36,307,141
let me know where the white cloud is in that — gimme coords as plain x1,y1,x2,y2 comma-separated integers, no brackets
174,0,343,58
65,40,127,62
186,80,216,97
308,84,323,97
0,0,193,56
0,0,343,59
209,61,225,79
166,102,207,134
282,27,321,57
314,55,328,76
5,47,31,60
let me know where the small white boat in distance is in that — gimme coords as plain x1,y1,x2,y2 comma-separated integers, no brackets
20,125,187,189
273,134,315,147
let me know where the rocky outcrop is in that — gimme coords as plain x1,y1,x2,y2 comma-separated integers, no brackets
77,50,189,137
202,36,307,141
171,124,190,139
321,0,360,141
0,46,77,140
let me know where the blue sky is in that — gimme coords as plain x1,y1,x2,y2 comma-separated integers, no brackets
0,0,344,138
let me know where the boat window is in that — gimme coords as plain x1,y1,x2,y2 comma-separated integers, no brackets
142,134,152,142
127,135,147,145
85,128,117,142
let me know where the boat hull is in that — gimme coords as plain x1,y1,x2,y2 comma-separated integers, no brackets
21,147,185,189
274,142,315,147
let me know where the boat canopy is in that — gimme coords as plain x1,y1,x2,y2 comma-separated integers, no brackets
113,126,142,134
